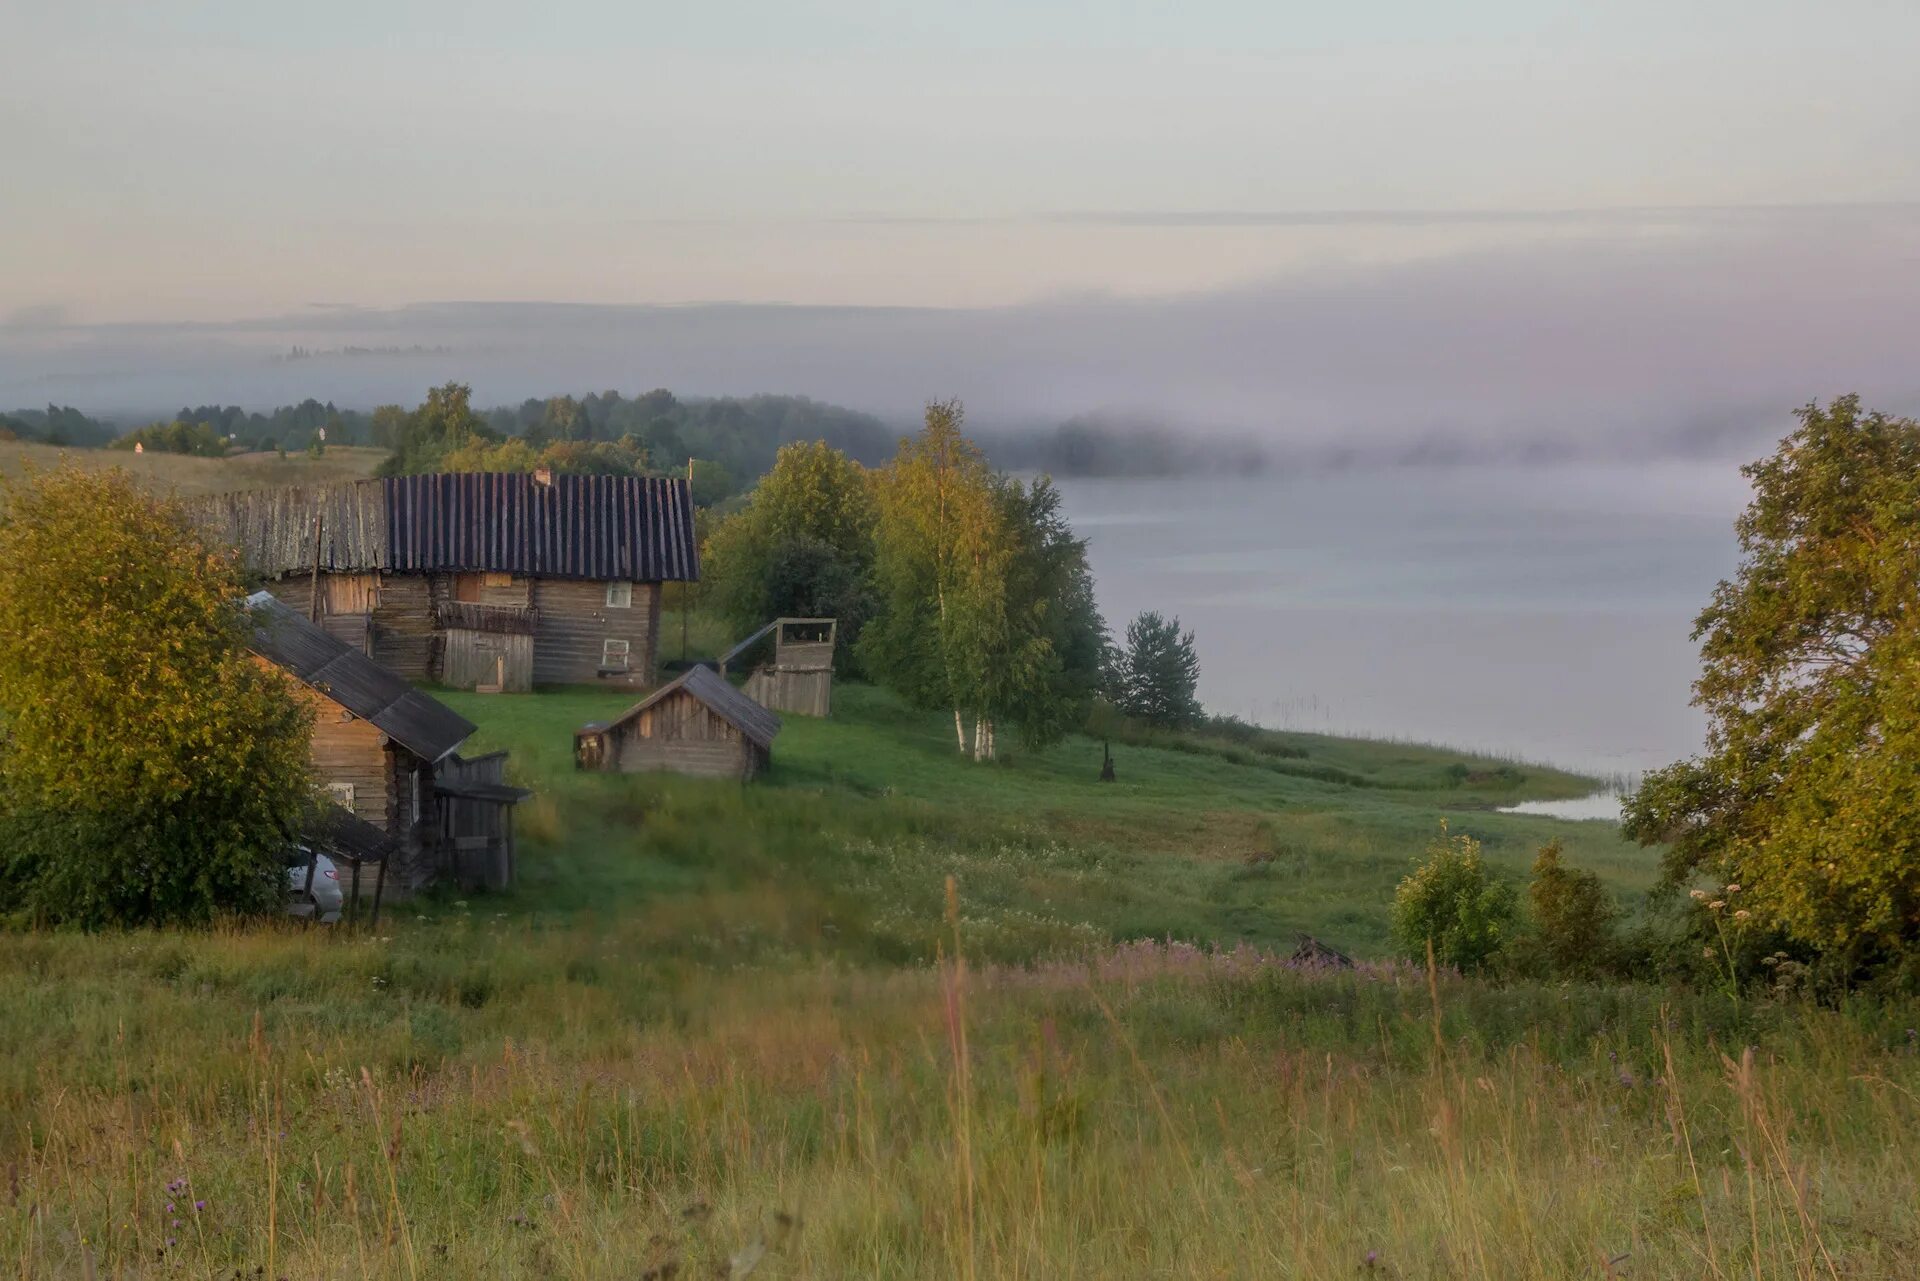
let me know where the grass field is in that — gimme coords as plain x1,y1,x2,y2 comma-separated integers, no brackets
0,440,385,497
4,678,1919,1277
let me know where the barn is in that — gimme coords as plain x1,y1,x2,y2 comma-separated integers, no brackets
576,665,780,780
196,472,699,690
248,592,528,895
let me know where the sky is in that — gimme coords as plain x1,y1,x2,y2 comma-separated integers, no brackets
3,0,1918,439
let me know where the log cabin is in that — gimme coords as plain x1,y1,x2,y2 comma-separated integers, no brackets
248,592,528,895
197,472,699,690
575,665,780,781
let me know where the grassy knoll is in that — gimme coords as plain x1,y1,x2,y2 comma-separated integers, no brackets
5,684,1919,1277
0,441,384,496
435,681,1626,960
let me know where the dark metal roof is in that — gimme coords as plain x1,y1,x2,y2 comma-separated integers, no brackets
195,474,698,582
247,592,476,763
384,473,698,580
592,664,781,750
304,802,399,865
435,778,533,804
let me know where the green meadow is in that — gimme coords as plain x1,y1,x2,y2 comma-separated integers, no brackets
4,681,1918,1278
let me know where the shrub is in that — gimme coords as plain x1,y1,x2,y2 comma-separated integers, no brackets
1389,821,1517,973
1523,839,1618,979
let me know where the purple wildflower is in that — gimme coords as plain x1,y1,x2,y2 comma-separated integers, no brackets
193,1200,205,1212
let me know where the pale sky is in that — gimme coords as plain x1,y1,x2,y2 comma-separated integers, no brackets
5,0,1918,323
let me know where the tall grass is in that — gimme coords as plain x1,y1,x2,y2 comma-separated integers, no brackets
2,923,1915,1278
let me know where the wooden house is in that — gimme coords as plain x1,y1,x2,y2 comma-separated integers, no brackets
248,592,529,895
721,617,837,717
575,665,780,780
198,473,698,691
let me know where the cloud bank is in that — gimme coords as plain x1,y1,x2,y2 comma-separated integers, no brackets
4,213,1916,464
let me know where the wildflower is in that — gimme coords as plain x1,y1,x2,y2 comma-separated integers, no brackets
1726,883,1741,893
1708,900,1726,910
193,1200,205,1212
1703,947,1715,958
1689,889,1707,901
1734,909,1751,921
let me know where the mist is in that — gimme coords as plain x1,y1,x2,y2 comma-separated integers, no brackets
5,211,1917,466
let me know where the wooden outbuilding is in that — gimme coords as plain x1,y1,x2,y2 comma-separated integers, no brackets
248,592,528,895
721,617,837,717
197,473,699,690
576,665,780,780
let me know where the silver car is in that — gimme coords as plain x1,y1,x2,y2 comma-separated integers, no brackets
285,848,346,922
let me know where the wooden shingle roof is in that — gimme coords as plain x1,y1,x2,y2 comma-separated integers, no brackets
599,665,781,750
247,592,476,763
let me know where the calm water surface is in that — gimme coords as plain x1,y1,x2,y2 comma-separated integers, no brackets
1057,462,1749,778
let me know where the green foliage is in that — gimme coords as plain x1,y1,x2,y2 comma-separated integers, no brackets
705,441,877,645
0,405,116,448
1522,839,1618,979
861,403,1107,755
110,419,228,457
374,382,498,475
688,458,736,507
1390,820,1518,972
1110,610,1202,728
437,434,651,477
1624,397,1920,969
0,468,315,926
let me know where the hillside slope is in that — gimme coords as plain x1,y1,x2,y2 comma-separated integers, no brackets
0,441,384,497
439,680,1627,960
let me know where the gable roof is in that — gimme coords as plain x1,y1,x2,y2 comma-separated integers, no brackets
247,592,475,763
597,664,781,750
304,802,400,866
195,473,699,582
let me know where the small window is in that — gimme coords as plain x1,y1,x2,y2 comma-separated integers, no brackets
326,782,355,808
605,582,634,609
483,571,512,589
601,638,631,671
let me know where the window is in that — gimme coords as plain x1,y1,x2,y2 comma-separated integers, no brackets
326,782,355,809
605,582,634,609
601,638,631,671
483,571,512,589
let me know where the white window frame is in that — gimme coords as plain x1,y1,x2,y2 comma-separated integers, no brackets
326,782,355,809
602,638,631,671
605,582,634,609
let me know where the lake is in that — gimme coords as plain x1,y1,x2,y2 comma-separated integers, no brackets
1056,461,1751,779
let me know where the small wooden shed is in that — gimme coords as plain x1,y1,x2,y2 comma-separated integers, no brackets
576,665,780,780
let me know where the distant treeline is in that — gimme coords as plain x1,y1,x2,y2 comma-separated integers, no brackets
0,406,118,448
977,416,1271,478
4,391,1268,484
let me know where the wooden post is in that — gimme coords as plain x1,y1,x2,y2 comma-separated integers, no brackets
368,859,387,928
308,510,324,623
682,457,693,664
348,859,362,927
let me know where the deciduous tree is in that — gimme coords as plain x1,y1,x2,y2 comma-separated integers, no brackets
0,468,315,926
1624,397,1920,968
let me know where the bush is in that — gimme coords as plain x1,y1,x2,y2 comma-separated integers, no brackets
1520,839,1618,979
110,419,227,457
1389,821,1517,973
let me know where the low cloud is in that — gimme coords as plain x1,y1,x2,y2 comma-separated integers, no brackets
3,212,1915,462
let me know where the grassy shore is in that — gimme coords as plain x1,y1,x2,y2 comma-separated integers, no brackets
5,684,1917,1278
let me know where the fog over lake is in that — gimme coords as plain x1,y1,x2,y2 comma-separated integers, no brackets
1058,460,1750,778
